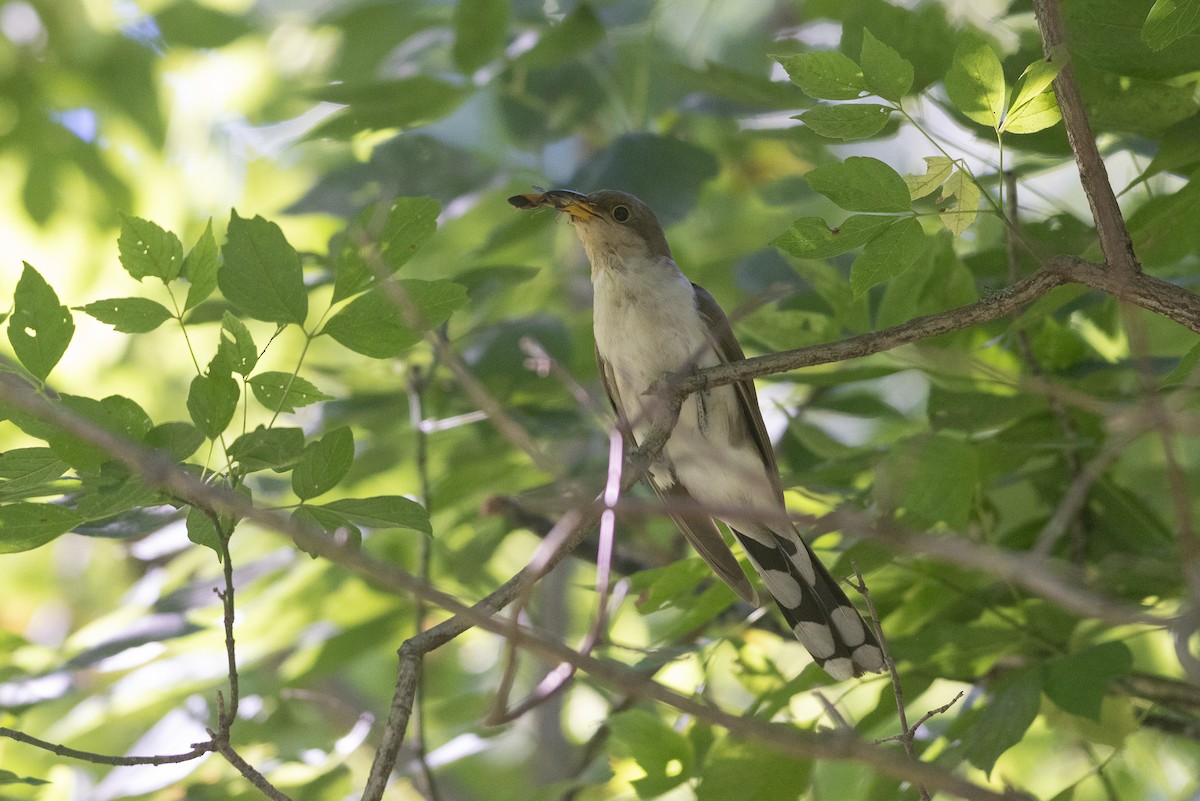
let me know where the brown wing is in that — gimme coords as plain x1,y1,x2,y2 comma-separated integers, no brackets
596,347,758,605
691,284,785,503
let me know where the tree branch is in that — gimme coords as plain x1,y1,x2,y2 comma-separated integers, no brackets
671,269,1068,396
1032,0,1140,277
0,728,211,766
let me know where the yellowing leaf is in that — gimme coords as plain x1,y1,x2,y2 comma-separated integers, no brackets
905,156,955,200
938,169,982,235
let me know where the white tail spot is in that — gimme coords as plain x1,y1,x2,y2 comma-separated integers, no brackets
793,620,836,658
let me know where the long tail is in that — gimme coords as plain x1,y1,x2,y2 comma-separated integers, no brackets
731,523,884,680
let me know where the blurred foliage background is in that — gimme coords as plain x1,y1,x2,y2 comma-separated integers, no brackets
2,0,1200,799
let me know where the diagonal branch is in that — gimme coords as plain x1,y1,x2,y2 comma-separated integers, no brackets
1032,0,1140,277
672,257,1200,400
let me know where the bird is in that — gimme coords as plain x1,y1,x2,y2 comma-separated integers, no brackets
509,188,884,680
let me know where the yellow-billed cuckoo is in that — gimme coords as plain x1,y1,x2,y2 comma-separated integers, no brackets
510,188,883,679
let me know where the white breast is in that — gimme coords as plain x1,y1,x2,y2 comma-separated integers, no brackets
592,260,780,521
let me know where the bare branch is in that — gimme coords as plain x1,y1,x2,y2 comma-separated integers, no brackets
1054,258,1200,332
672,269,1067,396
0,727,211,766
213,515,240,731
1033,0,1140,277
211,736,295,801
825,507,1162,626
404,366,443,801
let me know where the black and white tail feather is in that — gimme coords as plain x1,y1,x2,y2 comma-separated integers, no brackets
733,522,883,679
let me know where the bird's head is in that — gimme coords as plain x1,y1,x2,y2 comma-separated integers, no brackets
510,189,672,271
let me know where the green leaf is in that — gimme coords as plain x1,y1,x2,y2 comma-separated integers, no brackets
319,496,431,534
333,196,441,303
938,169,982,236
321,279,468,359
1001,90,1062,134
1003,48,1066,124
75,474,158,522
215,311,258,376
1131,176,1200,267
797,104,891,139
292,505,361,555
292,427,354,500
514,3,604,69
696,736,811,801
219,211,308,325
228,426,306,472
0,449,68,502
674,61,804,110
860,29,914,102
7,263,74,381
187,372,240,439
963,670,1042,777
47,395,152,470
878,433,978,528
312,77,472,139
739,306,835,351
1163,340,1200,386
185,485,245,557
928,387,1044,432
1065,0,1200,78
118,214,184,282
1002,50,1066,134
1043,642,1133,720
945,33,1006,129
0,769,50,787
248,371,333,414
849,216,926,295
0,503,83,554
629,559,711,614
774,51,865,100
155,0,253,48
806,157,911,213
186,504,222,555
905,155,955,199
182,219,219,311
1142,0,1200,50
452,0,508,73
77,297,173,333
790,260,871,332
1087,76,1199,135
773,215,897,260
144,421,205,461
607,709,695,798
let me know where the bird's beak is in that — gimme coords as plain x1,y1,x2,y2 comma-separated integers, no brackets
507,188,598,219
559,201,599,220
543,189,599,220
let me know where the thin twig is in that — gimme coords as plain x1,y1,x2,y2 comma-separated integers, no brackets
211,736,295,801
851,564,929,801
0,728,211,765
405,365,442,801
213,514,240,731
875,691,966,745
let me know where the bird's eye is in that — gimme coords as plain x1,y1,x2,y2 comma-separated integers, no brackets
612,205,631,222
